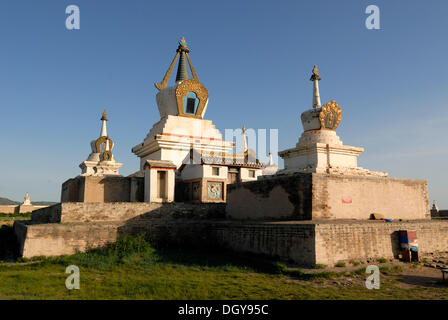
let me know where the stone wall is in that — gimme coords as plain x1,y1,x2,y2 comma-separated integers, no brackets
226,173,313,220
15,221,121,258
210,222,316,265
15,212,448,265
226,173,430,220
17,202,226,258
0,206,17,214
0,205,48,214
118,220,316,265
31,202,226,224
119,219,448,266
61,176,144,203
312,174,430,220
314,220,448,265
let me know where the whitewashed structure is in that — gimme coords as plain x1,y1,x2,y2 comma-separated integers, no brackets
79,110,123,176
279,66,387,177
132,38,264,203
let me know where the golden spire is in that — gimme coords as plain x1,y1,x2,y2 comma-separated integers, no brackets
155,37,200,91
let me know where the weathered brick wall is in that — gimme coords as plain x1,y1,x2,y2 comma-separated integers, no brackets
0,205,48,214
19,203,226,258
226,173,313,220
312,174,430,220
119,220,316,265
61,176,144,203
32,202,226,223
84,176,131,202
15,221,121,258
226,173,430,220
15,215,448,265
0,206,18,214
210,222,316,265
314,220,448,265
61,178,81,202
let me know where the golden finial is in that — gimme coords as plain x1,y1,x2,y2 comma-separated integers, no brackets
242,125,246,133
101,109,108,121
310,65,321,81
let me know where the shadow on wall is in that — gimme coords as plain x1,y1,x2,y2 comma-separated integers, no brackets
116,203,227,250
390,231,401,259
0,225,19,262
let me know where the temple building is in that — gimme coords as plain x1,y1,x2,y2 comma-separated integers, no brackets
61,38,265,204
131,37,264,203
14,45,442,267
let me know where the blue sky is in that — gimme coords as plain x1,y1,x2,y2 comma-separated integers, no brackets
0,0,447,207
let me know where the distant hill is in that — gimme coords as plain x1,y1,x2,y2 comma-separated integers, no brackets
33,201,57,206
0,197,56,206
0,197,19,205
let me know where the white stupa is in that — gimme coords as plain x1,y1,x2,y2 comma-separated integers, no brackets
22,192,32,206
278,65,387,177
79,110,123,176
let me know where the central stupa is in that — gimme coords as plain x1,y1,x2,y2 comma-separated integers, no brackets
132,37,234,171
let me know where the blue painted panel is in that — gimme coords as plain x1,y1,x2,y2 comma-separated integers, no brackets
184,91,200,115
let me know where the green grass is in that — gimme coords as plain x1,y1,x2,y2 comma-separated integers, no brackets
350,260,361,266
0,212,31,218
378,258,388,264
0,212,31,225
1,234,448,300
313,264,327,269
335,261,346,268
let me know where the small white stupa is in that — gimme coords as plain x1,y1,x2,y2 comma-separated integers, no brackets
278,65,387,176
79,110,123,176
22,192,32,206
262,152,280,176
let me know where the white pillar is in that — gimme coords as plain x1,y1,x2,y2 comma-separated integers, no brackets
100,119,108,137
313,80,321,108
268,152,274,166
242,126,248,153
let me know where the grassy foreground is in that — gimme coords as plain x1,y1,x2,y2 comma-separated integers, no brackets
1,234,448,300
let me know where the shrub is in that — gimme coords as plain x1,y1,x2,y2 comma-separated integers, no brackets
335,261,346,268
349,260,361,266
49,234,156,269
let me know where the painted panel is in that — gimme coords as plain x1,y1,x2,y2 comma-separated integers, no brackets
207,182,223,200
